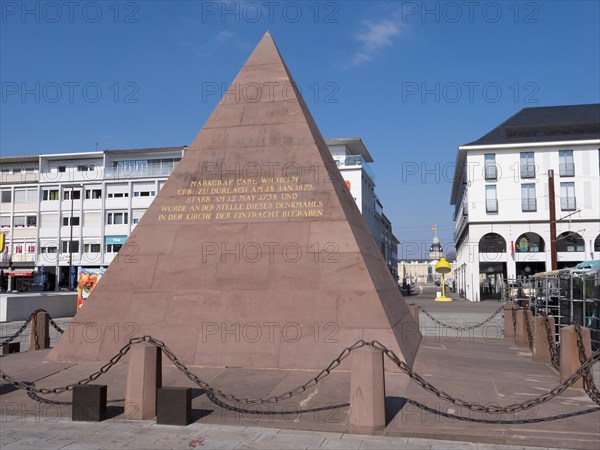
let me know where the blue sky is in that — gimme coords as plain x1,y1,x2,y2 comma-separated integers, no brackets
1,1,599,258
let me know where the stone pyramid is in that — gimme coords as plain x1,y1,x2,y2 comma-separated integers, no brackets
48,32,420,370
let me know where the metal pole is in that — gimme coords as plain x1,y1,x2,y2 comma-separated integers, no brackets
548,170,557,271
69,186,74,290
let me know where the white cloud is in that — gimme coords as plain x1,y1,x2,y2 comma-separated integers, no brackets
351,19,403,67
215,30,236,44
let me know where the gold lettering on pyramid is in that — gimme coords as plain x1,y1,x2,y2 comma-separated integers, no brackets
157,176,323,222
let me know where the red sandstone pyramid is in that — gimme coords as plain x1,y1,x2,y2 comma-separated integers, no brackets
48,32,420,369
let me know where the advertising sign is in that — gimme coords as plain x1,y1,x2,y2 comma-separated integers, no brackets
77,268,105,310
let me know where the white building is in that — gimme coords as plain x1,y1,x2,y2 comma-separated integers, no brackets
1,139,399,290
451,104,600,302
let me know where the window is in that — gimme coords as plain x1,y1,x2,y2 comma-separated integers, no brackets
85,189,102,199
26,216,37,227
63,189,81,200
58,166,66,173
84,243,101,253
107,192,129,198
132,210,145,224
520,152,535,178
0,190,11,203
78,164,94,172
479,233,506,253
485,185,498,213
560,182,576,211
105,243,123,253
61,240,80,253
62,216,80,226
484,154,497,180
0,216,10,228
133,190,156,197
14,188,37,203
556,232,584,252
521,184,537,212
107,212,128,225
14,216,25,227
559,150,574,176
41,245,57,254
42,189,59,201
515,233,545,252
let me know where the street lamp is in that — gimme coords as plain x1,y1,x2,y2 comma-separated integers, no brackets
435,257,452,302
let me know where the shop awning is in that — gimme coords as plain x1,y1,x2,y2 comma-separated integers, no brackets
6,271,33,277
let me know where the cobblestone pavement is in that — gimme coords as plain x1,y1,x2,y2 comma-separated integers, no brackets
0,415,572,449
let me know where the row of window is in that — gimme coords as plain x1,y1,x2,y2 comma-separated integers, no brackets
478,232,598,253
0,211,142,228
484,150,577,181
485,182,576,213
2,187,157,203
40,241,122,254
6,241,121,254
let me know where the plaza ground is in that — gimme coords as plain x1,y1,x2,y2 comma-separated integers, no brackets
1,287,598,449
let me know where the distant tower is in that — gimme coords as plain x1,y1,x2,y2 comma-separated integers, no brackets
429,236,443,261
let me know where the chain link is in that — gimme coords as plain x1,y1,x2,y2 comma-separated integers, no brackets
574,322,600,406
2,334,600,416
511,307,517,336
523,309,534,351
0,309,64,347
541,313,560,371
418,305,504,331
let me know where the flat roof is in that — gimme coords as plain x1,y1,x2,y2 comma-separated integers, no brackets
325,138,374,163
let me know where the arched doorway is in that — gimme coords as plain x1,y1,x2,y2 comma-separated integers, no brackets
515,232,546,276
479,233,507,300
556,231,585,269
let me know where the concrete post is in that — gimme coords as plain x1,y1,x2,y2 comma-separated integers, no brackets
532,315,555,364
348,346,386,433
560,325,592,389
408,304,419,331
125,343,162,419
504,303,517,338
514,309,530,348
28,311,50,351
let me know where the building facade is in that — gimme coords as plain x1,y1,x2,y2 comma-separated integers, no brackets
1,139,399,290
450,104,600,302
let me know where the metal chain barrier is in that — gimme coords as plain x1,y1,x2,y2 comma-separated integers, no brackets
0,309,64,347
511,307,517,336
542,313,560,371
417,305,504,331
0,337,145,394
574,322,600,406
2,335,600,417
0,316,35,346
524,309,534,351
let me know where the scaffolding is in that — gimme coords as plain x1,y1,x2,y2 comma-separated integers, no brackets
502,270,600,350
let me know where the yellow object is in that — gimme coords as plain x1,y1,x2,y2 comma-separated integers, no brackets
435,257,452,302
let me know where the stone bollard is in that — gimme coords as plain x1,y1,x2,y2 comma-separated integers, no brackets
1,342,20,355
348,346,386,433
560,325,592,389
125,343,162,419
533,315,555,364
514,309,530,348
72,385,107,422
28,311,50,351
408,304,419,331
504,303,517,338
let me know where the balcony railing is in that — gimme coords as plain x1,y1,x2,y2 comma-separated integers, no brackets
520,164,536,179
521,198,537,212
338,156,375,182
559,163,575,177
560,197,577,211
484,165,497,181
486,199,498,213
104,165,176,179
